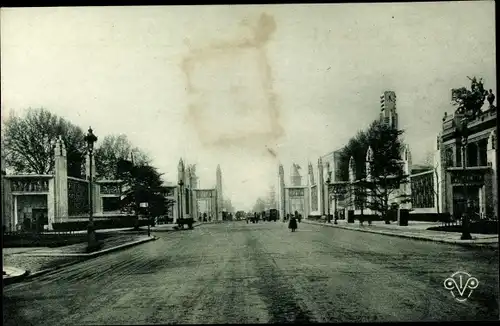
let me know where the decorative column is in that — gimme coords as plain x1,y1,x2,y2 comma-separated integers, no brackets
402,144,412,210
278,164,285,221
318,157,325,216
177,158,185,221
486,131,497,219
216,165,223,221
86,153,101,216
434,135,445,214
348,156,356,210
47,178,55,230
54,136,68,223
186,166,192,218
365,147,374,215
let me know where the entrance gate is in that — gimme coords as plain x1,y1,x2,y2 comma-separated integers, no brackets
195,189,217,222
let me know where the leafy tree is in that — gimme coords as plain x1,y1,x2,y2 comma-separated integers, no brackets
2,108,87,177
337,120,409,223
335,120,377,181
118,159,168,229
363,121,409,223
94,134,150,179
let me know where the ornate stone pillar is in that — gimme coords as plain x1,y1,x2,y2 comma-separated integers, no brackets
365,147,374,214
85,153,100,216
486,131,497,219
434,135,445,214
278,164,285,221
348,156,356,211
47,177,55,230
318,158,325,216
402,144,412,210
216,165,223,221
54,136,68,223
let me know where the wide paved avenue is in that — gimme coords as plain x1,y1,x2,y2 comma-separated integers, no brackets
3,222,498,324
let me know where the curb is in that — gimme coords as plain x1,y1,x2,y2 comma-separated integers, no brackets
3,270,30,285
7,236,158,284
17,236,157,258
303,220,498,248
147,223,203,233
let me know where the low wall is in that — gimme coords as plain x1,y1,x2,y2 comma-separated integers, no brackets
3,232,112,248
52,216,149,231
407,212,451,222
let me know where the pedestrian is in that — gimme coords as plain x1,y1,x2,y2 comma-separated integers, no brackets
288,215,298,232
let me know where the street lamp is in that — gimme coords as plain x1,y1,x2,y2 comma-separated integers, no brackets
84,127,98,250
325,175,332,223
457,117,473,240
331,181,347,225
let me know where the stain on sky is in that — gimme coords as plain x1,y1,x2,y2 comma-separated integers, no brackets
181,13,285,157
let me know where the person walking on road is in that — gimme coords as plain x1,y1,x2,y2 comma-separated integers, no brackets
288,215,298,232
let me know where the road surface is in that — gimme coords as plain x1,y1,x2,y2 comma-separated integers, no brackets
3,221,498,324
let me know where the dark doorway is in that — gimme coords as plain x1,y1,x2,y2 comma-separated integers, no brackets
32,209,48,232
452,186,480,221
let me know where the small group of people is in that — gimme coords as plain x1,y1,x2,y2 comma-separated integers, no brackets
198,212,212,222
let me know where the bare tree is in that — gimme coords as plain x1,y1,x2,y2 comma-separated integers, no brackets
2,108,86,177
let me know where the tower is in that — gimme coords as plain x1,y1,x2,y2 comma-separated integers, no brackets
216,164,223,221
177,158,185,220
380,91,398,129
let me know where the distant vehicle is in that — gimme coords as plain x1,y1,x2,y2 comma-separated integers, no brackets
269,209,278,221
236,211,245,220
263,209,278,221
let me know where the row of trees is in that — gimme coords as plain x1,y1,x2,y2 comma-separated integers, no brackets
2,107,172,223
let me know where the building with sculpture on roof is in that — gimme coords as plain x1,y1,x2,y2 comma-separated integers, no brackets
307,89,497,223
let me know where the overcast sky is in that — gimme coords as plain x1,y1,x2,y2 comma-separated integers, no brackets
1,2,496,211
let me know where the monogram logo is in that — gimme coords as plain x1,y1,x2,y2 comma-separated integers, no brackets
443,271,479,302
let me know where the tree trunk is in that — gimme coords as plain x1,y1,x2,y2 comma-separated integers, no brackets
384,191,390,224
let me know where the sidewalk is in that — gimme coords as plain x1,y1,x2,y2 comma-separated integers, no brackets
3,233,156,283
303,219,499,248
3,266,29,285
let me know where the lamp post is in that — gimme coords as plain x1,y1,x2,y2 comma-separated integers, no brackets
331,182,346,224
325,176,331,223
458,117,473,240
84,127,98,250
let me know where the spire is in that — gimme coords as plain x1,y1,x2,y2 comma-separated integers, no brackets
348,156,356,182
178,158,184,171
129,150,135,165
366,146,374,162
